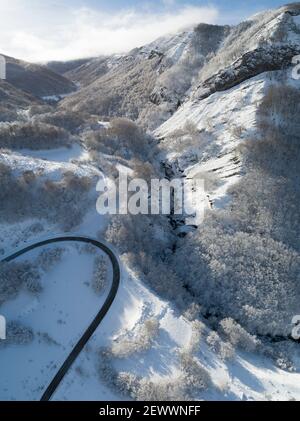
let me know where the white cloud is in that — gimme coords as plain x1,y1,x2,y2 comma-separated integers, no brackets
0,1,219,62
162,0,176,6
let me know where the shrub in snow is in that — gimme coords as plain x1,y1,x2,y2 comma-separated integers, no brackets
135,377,187,401
0,261,41,304
131,354,211,400
84,130,112,155
98,347,120,391
4,321,34,346
179,351,212,393
37,332,59,346
37,247,64,272
116,372,140,398
183,303,202,322
51,171,93,230
26,222,44,235
91,256,108,295
219,318,258,352
259,340,297,372
185,320,205,354
111,319,160,358
130,158,158,185
99,353,187,401
80,243,97,255
34,110,89,133
206,331,235,361
105,214,171,256
0,262,24,304
24,268,43,294
0,162,93,230
0,121,73,150
84,118,154,160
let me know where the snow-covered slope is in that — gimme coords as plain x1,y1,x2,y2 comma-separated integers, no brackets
155,4,300,212
52,269,300,402
2,247,300,401
1,2,300,403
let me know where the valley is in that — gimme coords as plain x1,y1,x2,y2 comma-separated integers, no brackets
1,2,300,402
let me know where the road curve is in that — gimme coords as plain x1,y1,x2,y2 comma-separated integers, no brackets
1,236,121,401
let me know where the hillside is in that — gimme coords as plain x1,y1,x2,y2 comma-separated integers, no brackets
2,55,76,98
0,54,77,122
46,58,93,77
60,4,300,131
0,79,40,122
60,26,229,129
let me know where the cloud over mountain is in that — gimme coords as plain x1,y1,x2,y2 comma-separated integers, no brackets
0,1,218,61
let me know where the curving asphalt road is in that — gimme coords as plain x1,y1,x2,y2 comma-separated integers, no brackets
1,236,121,402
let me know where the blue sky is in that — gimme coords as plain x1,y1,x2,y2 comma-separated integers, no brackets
0,0,290,61
54,0,287,20
69,0,285,15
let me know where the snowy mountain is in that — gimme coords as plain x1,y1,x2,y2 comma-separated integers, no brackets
1,2,300,402
59,24,230,129
60,4,300,131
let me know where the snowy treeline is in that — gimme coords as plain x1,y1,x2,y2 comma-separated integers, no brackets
0,122,73,150
172,84,300,337
0,162,93,230
84,117,155,161
104,82,300,342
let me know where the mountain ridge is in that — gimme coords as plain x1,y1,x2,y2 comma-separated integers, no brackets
58,3,300,130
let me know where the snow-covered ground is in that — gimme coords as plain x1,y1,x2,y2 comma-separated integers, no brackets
18,144,84,163
0,243,112,400
42,93,72,103
139,30,194,64
0,150,99,179
156,67,300,211
186,152,242,210
155,73,266,154
1,148,300,402
2,237,300,401
1,4,300,401
2,72,300,400
154,73,266,212
49,269,300,402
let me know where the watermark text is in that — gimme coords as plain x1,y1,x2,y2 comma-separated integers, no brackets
292,315,300,340
96,166,207,225
0,315,6,340
0,55,6,80
292,55,300,80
